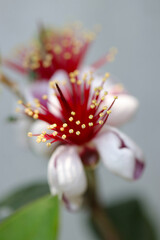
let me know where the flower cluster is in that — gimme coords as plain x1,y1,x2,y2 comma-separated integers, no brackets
4,24,95,81
17,69,144,210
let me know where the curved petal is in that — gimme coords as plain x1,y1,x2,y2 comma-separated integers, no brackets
48,145,87,199
29,120,56,157
106,94,139,127
48,70,69,117
94,127,145,180
25,81,49,107
62,195,84,211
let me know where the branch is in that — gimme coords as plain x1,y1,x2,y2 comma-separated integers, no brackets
85,169,121,240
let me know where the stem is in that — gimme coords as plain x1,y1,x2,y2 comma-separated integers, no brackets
0,72,25,101
85,169,120,240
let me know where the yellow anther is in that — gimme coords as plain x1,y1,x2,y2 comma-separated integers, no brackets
60,127,64,131
42,131,46,135
17,100,23,104
69,129,74,133
53,131,58,136
99,113,104,117
36,138,41,143
47,125,51,130
33,114,38,119
62,134,67,139
90,104,95,109
53,44,62,54
28,111,33,116
27,132,32,137
99,120,104,125
88,122,93,126
70,78,76,83
89,115,93,119
76,131,81,135
42,95,48,100
36,103,40,108
76,120,81,125
104,91,108,96
107,110,112,114
103,106,108,110
105,72,110,78
26,102,31,107
47,142,51,147
69,72,74,78
34,109,39,114
95,91,99,96
77,80,82,85
42,138,47,143
15,107,20,113
69,117,73,121
71,111,76,116
92,99,96,104
74,70,79,76
101,96,105,101
114,96,118,99
34,98,39,103
81,124,86,129
63,123,68,128
64,52,71,60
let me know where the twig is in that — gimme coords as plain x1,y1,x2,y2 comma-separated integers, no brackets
85,169,121,240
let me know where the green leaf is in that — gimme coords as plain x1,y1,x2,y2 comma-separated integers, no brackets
89,199,157,240
6,116,18,122
0,182,49,211
0,195,59,240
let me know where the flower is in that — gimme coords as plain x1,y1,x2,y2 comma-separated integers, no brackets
4,24,95,81
17,69,145,210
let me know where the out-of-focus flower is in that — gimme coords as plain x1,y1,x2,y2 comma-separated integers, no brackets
4,24,95,81
17,70,144,210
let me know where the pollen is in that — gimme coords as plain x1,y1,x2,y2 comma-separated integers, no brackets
81,124,86,129
88,122,93,126
89,115,93,119
105,72,110,78
99,113,104,117
42,138,47,143
90,104,95,109
76,131,81,135
53,131,58,136
99,120,103,125
63,123,68,128
33,114,38,119
71,111,76,116
69,117,74,121
69,129,74,133
60,127,64,131
103,106,108,110
107,110,112,114
28,132,32,137
47,142,51,147
42,95,48,100
17,100,23,105
15,108,20,113
62,134,67,139
36,138,41,143
76,120,81,125
70,78,76,83
114,96,118,99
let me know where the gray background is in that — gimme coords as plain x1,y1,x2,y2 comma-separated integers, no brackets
0,0,160,239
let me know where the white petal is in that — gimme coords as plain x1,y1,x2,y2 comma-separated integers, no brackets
48,145,87,198
24,81,49,106
62,195,84,211
94,127,145,180
29,120,56,157
106,94,139,127
48,70,69,117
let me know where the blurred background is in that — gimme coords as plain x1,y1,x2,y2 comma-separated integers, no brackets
0,0,160,239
